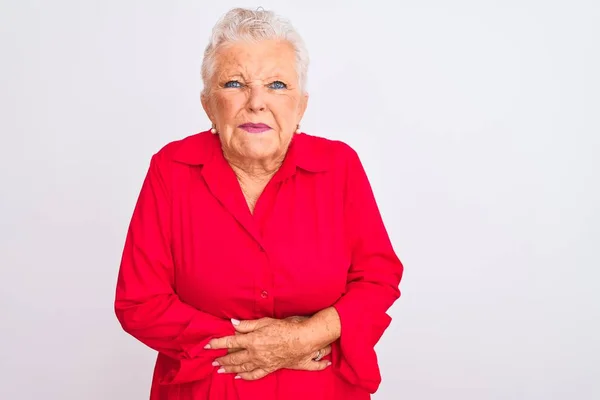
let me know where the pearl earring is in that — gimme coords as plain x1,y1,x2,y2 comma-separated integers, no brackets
295,124,301,134
210,124,217,134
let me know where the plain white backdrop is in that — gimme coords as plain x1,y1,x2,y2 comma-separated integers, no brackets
1,1,599,399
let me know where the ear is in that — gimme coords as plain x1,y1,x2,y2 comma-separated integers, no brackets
297,92,309,122
201,92,215,124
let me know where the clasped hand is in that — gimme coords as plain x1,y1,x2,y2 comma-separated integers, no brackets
206,316,331,380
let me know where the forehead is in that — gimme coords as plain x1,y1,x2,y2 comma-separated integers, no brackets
214,39,298,79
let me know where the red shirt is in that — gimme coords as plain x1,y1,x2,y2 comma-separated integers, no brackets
115,130,403,400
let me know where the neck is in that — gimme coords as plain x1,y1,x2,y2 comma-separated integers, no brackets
223,151,285,182
223,154,285,214
230,164,277,186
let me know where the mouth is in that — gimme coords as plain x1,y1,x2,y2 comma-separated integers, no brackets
238,123,272,134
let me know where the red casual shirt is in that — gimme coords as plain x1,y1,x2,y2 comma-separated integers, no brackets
115,130,403,400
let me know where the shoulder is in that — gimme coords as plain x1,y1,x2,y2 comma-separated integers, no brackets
296,132,357,155
153,130,216,166
295,132,361,172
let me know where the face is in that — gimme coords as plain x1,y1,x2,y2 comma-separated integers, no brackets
201,39,308,167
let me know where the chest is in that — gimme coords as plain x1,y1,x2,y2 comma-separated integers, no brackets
169,167,351,320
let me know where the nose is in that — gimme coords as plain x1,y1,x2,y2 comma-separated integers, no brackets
246,85,266,112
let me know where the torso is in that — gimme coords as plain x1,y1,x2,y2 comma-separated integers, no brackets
151,132,372,400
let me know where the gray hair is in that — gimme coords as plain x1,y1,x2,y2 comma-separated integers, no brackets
201,8,309,95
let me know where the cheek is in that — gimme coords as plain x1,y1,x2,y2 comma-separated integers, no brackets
214,94,246,122
270,96,301,125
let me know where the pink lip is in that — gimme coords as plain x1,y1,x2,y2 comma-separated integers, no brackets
239,123,272,134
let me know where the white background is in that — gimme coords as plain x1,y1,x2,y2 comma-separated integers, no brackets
1,1,599,399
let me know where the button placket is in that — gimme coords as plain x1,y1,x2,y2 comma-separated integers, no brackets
256,243,274,315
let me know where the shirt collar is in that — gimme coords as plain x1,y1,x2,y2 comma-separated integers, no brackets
172,130,331,173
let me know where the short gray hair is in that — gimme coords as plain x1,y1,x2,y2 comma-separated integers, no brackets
201,8,309,95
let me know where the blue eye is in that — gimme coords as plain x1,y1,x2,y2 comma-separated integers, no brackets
268,81,287,90
224,80,242,88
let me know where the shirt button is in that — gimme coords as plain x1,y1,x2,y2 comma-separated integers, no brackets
260,290,269,299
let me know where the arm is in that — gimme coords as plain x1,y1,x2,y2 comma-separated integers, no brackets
304,146,404,393
115,152,235,384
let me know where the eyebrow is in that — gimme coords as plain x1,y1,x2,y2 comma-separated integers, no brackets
218,67,293,78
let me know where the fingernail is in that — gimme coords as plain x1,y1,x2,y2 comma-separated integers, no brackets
217,368,225,374
234,375,241,380
327,361,332,366
231,318,240,326
204,344,211,349
212,361,220,367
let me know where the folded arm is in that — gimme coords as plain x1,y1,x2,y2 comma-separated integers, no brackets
310,146,403,393
115,153,234,384
208,146,403,392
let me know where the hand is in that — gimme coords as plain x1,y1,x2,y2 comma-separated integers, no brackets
251,316,332,371
284,315,332,370
207,317,331,380
287,344,332,371
226,330,244,354
216,342,332,377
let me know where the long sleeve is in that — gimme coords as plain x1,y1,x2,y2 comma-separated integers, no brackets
114,152,235,385
331,146,404,393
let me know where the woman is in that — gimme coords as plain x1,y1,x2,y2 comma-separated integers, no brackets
115,7,403,400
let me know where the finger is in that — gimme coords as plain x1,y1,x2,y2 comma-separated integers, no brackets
206,334,247,350
321,345,332,357
289,359,332,372
216,362,257,374
307,360,332,371
309,345,331,361
236,368,271,381
232,317,273,334
214,350,250,367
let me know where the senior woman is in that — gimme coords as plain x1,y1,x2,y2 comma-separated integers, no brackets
115,7,403,400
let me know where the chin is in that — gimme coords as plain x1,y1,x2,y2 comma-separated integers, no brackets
244,134,280,153
245,145,279,160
